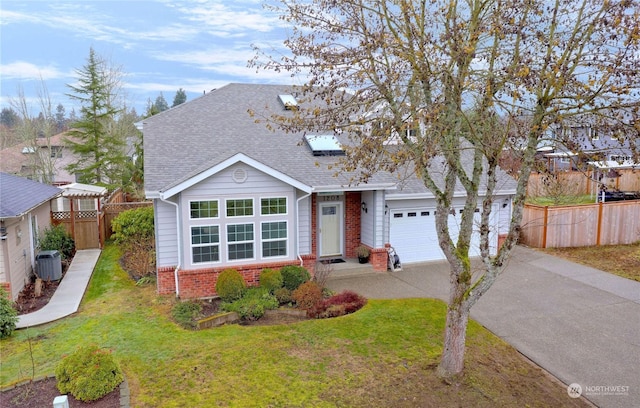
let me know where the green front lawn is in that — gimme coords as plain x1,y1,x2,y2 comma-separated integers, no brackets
1,245,588,407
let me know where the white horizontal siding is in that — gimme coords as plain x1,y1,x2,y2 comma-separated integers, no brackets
155,199,179,267
360,191,374,247
297,194,311,255
184,163,292,196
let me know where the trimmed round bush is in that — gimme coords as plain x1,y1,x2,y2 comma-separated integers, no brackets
274,287,293,305
292,281,323,313
0,288,18,339
280,265,311,291
55,344,123,402
171,300,202,329
259,268,283,293
216,269,246,302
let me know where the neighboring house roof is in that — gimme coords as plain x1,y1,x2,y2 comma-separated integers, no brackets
141,83,516,198
0,172,61,219
0,132,77,183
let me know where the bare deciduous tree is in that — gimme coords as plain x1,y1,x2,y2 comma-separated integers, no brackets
252,0,640,378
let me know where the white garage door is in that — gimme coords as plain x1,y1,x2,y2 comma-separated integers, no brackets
390,208,486,264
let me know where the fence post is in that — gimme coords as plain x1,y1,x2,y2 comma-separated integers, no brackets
596,202,603,246
542,206,548,249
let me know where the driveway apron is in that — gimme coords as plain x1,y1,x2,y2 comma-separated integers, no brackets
326,246,640,408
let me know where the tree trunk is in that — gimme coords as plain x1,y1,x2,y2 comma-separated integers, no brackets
437,298,470,379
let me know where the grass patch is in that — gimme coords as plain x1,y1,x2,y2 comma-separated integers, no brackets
526,194,596,206
1,244,590,407
543,242,640,281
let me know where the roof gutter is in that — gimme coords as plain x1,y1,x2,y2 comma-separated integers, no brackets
159,193,181,297
312,183,396,193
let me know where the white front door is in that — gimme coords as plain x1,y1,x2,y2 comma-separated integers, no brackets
319,203,342,257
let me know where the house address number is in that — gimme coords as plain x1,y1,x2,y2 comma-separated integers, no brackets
321,195,342,201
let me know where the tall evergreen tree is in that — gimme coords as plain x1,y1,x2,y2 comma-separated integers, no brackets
55,103,67,132
65,48,127,186
154,92,169,112
172,88,187,107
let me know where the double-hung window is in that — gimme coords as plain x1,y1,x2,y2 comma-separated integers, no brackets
191,226,220,263
262,221,287,257
190,200,219,264
227,224,254,260
260,197,287,258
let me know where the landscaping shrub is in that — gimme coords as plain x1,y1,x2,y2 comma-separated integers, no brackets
0,288,18,339
274,287,293,305
280,265,311,291
38,224,75,260
55,344,123,402
317,290,367,319
111,206,155,244
221,287,278,321
259,268,283,293
111,206,155,279
171,300,203,329
292,281,323,314
216,269,247,302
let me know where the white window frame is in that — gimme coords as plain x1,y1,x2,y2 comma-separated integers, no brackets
261,221,288,258
190,225,221,264
260,196,288,216
189,199,219,220
226,222,255,261
225,198,254,218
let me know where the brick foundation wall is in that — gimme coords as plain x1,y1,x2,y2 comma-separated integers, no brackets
157,256,318,299
0,282,11,299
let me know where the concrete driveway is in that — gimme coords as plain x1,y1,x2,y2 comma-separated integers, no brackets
326,246,640,408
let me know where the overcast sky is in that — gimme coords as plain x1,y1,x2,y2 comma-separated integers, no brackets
0,0,301,116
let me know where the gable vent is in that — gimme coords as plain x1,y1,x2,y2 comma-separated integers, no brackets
232,168,248,183
278,94,298,110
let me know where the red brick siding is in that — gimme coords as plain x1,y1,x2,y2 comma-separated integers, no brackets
0,282,11,298
370,248,388,272
311,194,317,255
158,256,317,299
344,192,362,257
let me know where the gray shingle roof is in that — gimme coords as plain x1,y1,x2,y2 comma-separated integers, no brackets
0,172,61,218
141,83,516,197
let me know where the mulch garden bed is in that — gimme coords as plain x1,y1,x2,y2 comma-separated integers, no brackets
1,377,121,408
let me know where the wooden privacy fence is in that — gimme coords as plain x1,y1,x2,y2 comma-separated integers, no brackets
519,201,640,248
527,169,640,197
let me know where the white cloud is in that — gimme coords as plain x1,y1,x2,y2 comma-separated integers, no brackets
0,61,68,81
169,2,282,35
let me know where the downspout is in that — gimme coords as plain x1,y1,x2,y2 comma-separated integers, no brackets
296,191,312,266
159,195,181,297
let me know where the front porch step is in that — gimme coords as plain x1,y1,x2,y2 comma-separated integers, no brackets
318,258,379,279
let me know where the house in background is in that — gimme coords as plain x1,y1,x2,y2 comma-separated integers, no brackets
0,131,77,185
0,172,61,300
541,117,638,172
140,83,517,299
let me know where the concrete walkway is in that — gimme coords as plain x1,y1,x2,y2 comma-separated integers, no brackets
17,249,101,328
326,246,640,408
